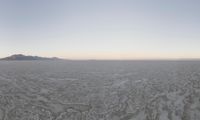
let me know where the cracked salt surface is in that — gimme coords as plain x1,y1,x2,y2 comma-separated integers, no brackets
0,61,200,120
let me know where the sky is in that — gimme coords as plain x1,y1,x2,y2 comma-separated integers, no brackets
0,0,200,60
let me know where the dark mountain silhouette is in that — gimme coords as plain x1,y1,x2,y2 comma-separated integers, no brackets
0,54,61,61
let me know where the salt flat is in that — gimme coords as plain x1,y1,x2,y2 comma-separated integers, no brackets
0,60,200,120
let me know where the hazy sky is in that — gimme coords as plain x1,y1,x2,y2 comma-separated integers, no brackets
0,0,200,59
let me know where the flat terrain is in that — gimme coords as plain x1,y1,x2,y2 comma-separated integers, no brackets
0,61,200,120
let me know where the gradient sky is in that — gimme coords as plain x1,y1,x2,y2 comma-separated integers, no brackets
0,0,200,59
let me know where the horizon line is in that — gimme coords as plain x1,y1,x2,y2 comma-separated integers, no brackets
1,54,200,61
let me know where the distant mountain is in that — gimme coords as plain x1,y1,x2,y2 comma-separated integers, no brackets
0,54,61,61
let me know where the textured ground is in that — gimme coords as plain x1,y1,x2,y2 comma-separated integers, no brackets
0,61,200,120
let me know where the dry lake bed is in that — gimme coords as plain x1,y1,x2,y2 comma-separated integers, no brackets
0,60,200,120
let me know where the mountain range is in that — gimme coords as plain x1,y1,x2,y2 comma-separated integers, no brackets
0,54,61,61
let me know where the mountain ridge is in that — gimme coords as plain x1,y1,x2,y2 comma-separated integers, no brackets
0,54,61,61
